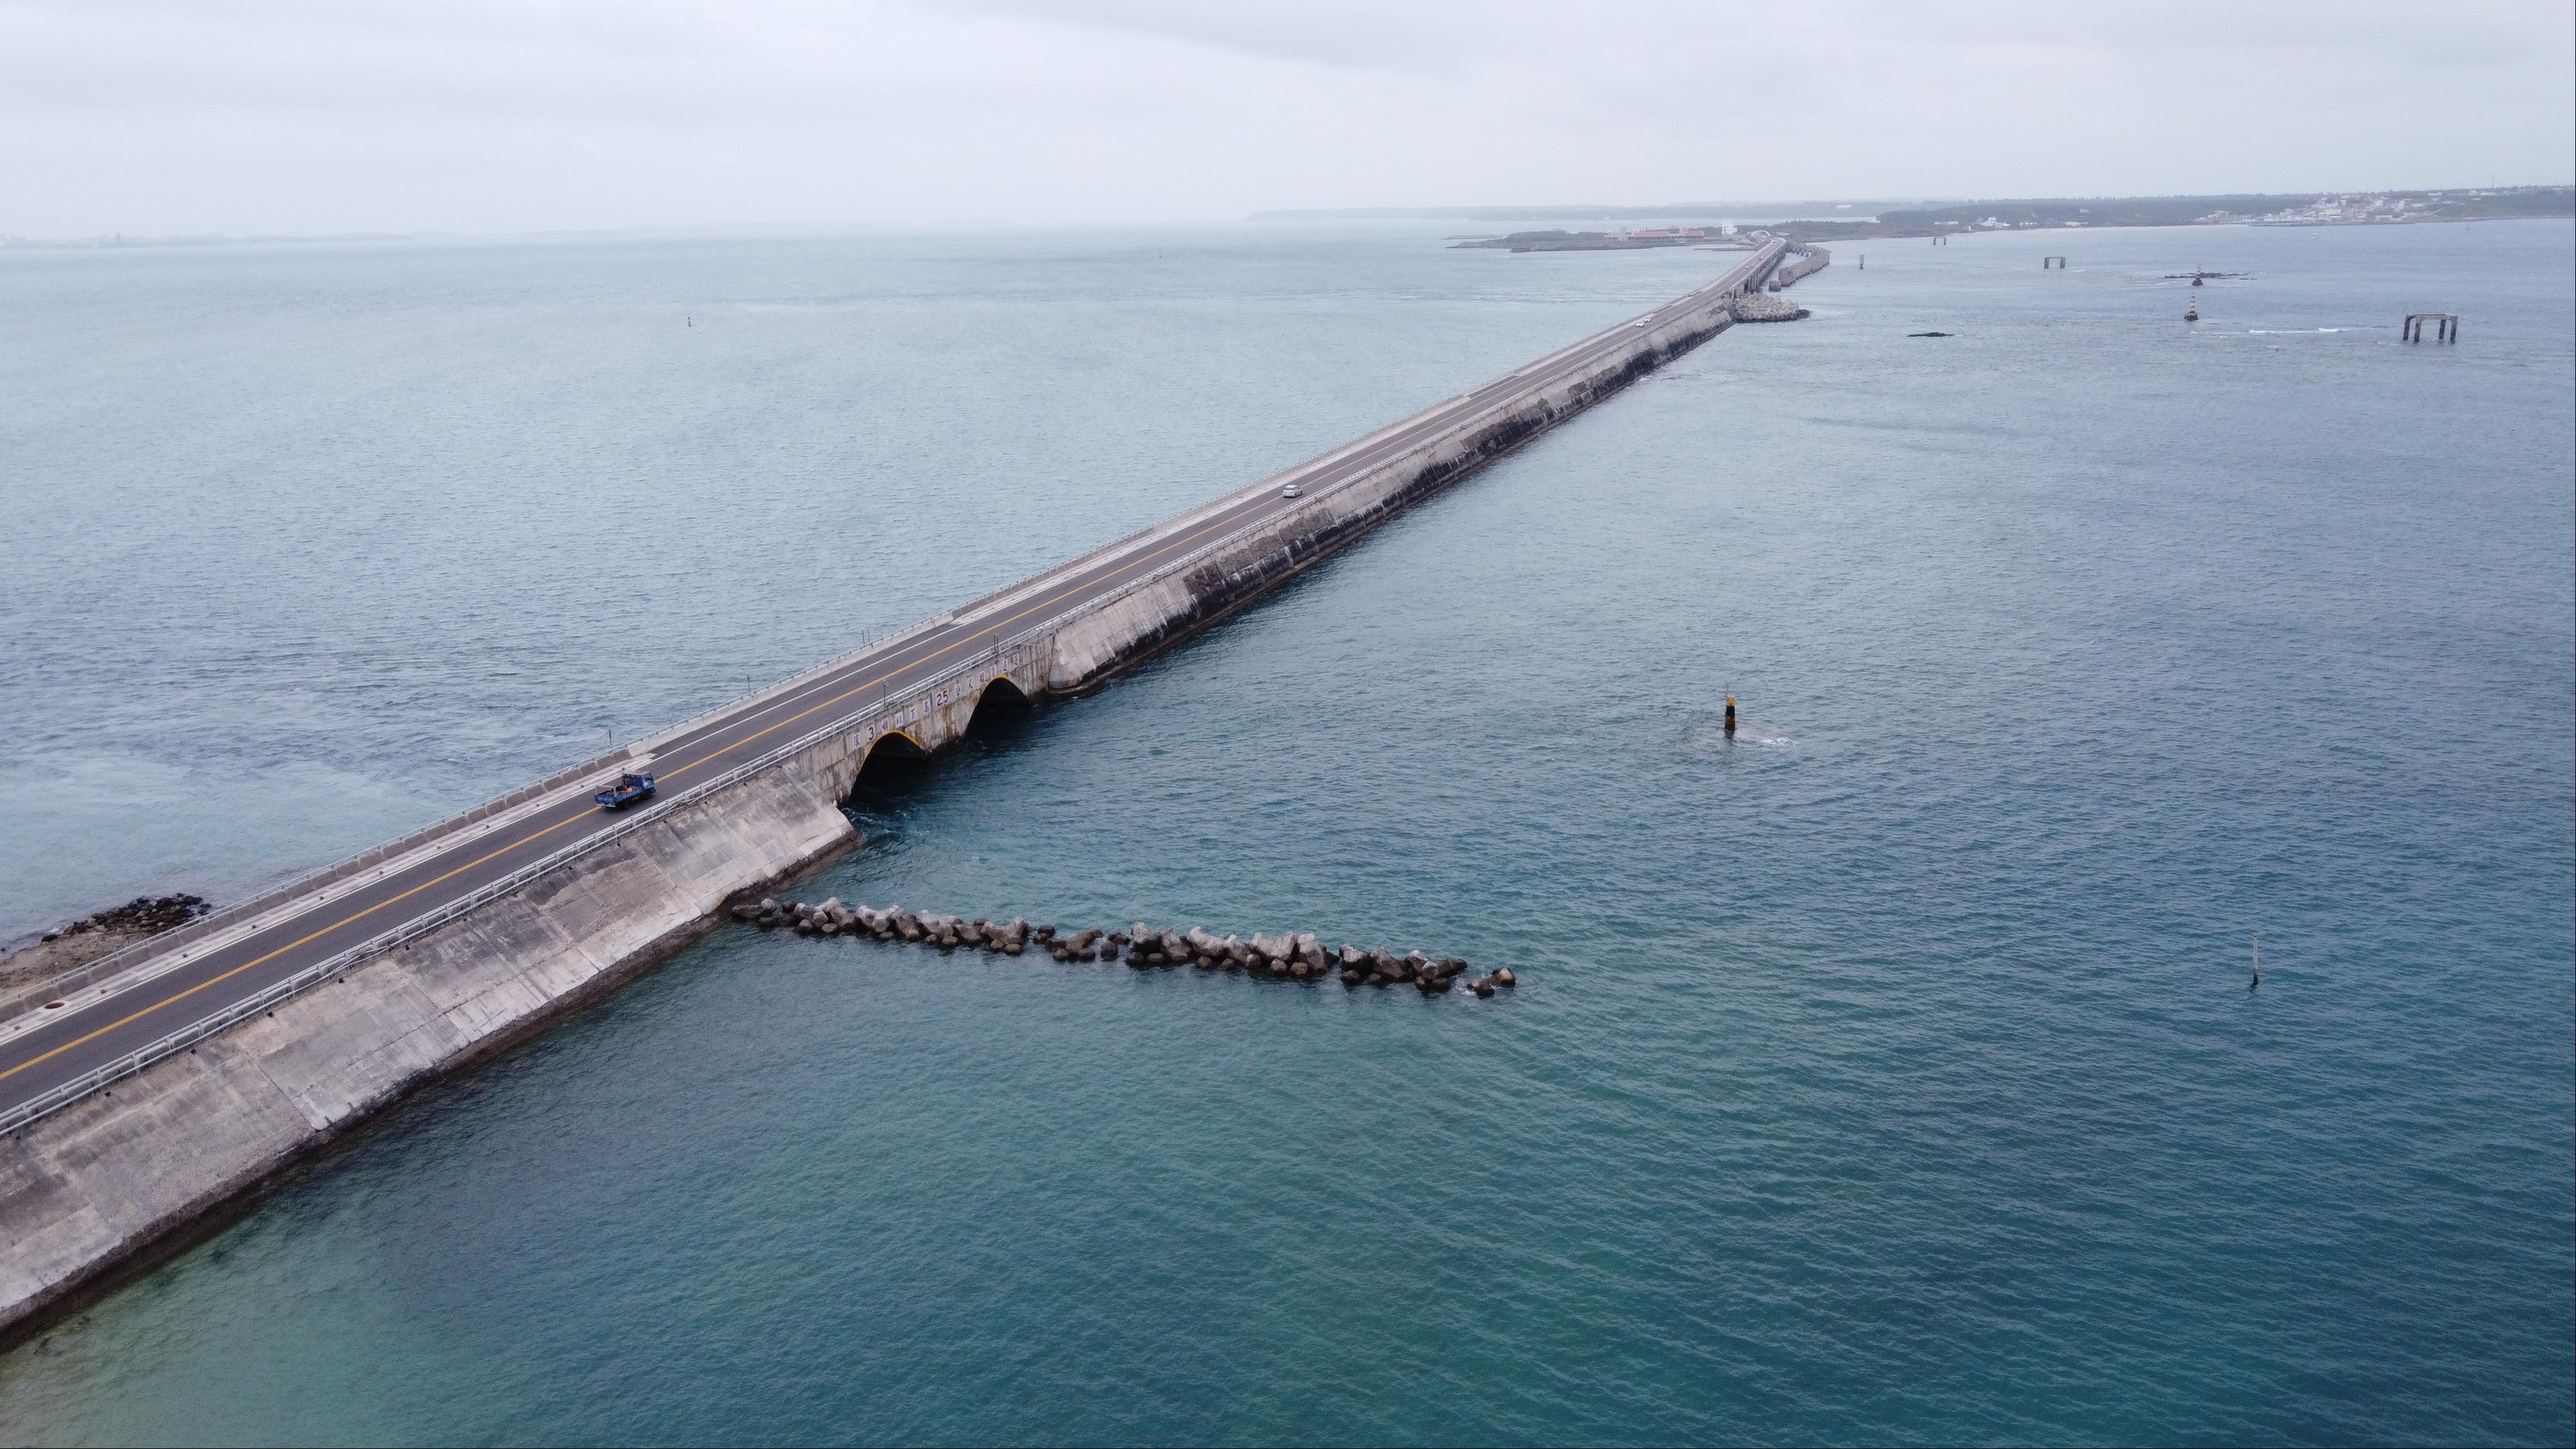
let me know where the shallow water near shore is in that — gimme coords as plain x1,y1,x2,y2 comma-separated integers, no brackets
1,221,2570,1445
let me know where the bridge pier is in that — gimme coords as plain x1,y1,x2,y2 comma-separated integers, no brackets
2403,312,2459,343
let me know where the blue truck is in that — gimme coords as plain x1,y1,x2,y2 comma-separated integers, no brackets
594,772,657,811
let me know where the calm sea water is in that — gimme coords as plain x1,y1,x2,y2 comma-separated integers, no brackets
1,221,2569,1446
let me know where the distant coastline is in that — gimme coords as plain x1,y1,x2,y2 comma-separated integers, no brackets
12,188,2568,253
1271,185,2576,247
1451,226,1762,253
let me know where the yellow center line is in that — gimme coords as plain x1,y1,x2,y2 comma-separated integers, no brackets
0,806,601,1084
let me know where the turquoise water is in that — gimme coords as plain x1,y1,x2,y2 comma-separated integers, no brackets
1,222,2569,1445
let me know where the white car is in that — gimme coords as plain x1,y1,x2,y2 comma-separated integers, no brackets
1280,484,1303,498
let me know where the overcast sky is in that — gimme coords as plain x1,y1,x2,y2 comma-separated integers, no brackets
3,0,2568,235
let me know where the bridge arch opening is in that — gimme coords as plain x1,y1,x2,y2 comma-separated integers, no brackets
844,680,1039,808
963,676,1034,739
848,729,933,800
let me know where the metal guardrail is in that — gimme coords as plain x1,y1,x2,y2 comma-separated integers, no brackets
0,608,992,1027
1018,259,1774,636
0,633,1049,1136
0,749,640,1024
0,254,1778,1135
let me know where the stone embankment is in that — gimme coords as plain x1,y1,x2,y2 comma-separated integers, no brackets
0,895,211,996
741,898,1520,998
40,896,211,943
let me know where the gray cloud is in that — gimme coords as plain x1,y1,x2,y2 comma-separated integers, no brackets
0,0,2565,234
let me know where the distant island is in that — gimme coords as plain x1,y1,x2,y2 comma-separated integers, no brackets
1773,186,2573,241
1257,200,1926,223
1266,186,2575,250
1452,226,1761,252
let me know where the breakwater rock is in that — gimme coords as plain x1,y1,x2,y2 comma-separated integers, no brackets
1730,293,1810,323
3,893,214,994
38,894,210,944
728,897,1520,998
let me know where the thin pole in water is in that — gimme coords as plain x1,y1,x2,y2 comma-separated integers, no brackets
2251,932,2260,990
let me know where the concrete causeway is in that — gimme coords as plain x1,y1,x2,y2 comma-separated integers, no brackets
0,239,1788,1335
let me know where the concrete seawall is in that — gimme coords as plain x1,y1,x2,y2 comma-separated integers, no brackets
0,769,855,1336
0,242,1781,1338
1772,244,1831,290
1036,313,1736,694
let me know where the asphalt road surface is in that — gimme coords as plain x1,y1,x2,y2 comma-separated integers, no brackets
0,242,1783,1121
